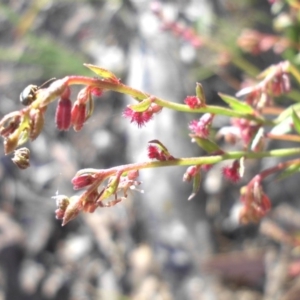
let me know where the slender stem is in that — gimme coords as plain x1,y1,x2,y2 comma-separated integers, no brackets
258,158,300,180
66,76,150,100
96,147,300,176
267,133,300,142
65,76,272,124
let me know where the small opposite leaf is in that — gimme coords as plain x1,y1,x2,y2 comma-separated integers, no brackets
219,93,254,114
84,64,119,83
188,172,201,201
190,135,222,153
148,140,169,153
195,83,206,104
148,140,175,160
128,96,153,112
292,110,300,134
97,171,122,203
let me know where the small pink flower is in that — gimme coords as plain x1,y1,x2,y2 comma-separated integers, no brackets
189,113,214,138
147,144,174,161
148,144,161,160
123,107,153,127
222,160,241,183
183,165,201,182
184,96,205,109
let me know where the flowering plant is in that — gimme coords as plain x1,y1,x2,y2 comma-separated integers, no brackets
2,1,300,226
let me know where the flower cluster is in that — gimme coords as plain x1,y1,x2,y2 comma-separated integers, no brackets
236,61,291,110
189,113,214,139
237,29,289,56
55,169,141,225
0,52,299,226
0,77,105,156
151,1,202,48
217,118,262,148
239,180,271,224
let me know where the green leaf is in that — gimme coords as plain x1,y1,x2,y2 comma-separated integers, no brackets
148,140,175,160
218,93,254,114
275,102,300,123
270,117,293,135
128,97,152,112
188,172,201,201
195,82,206,104
148,139,168,153
292,110,300,134
191,135,222,153
84,64,119,83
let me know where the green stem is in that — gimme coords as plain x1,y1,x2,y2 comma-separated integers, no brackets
66,76,272,124
289,63,300,84
95,147,300,176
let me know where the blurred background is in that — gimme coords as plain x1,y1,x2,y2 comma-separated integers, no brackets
0,0,300,299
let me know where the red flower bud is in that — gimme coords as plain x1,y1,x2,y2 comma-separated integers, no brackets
55,98,72,131
72,173,96,190
71,103,86,132
90,87,103,97
183,165,200,182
